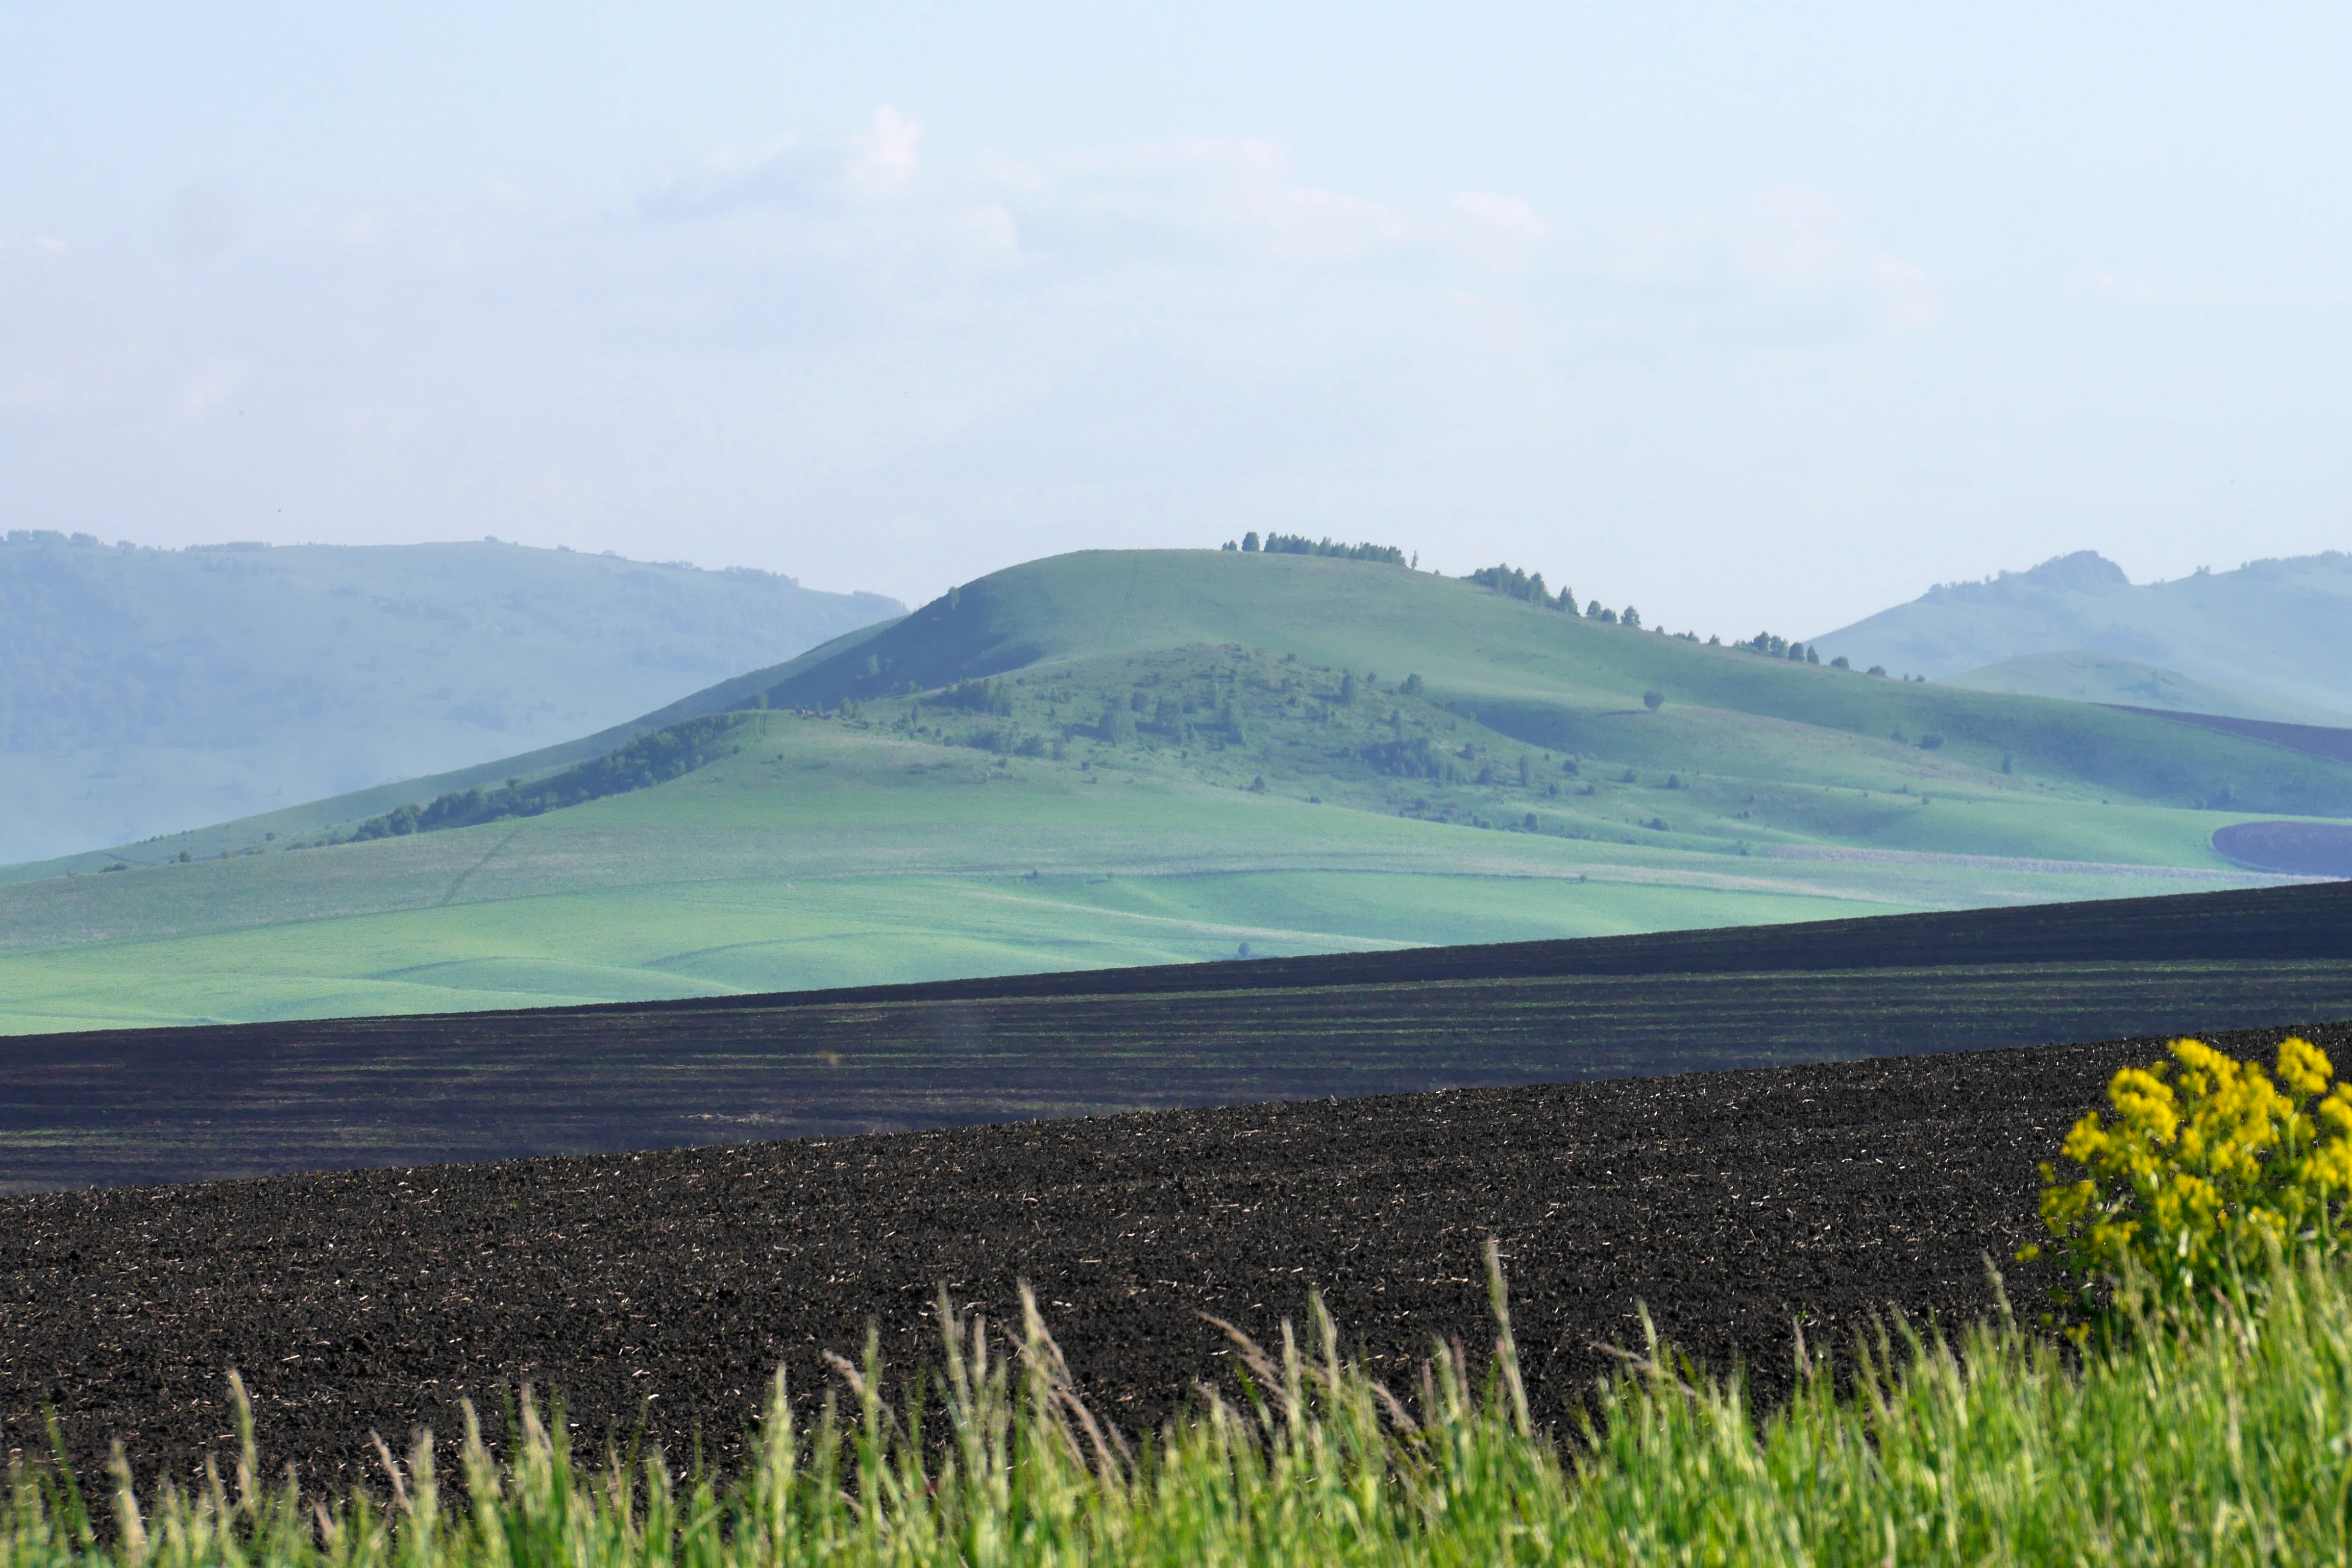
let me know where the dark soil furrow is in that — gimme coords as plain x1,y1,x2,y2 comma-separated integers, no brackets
8,1018,2348,1492
13,957,2352,1192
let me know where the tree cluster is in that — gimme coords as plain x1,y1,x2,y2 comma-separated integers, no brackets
1740,632,1821,664
1359,734,1468,782
346,714,750,842
1468,564,1576,609
1226,532,1409,565
938,678,1015,715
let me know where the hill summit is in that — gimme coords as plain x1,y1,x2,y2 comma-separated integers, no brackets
1810,549,2352,721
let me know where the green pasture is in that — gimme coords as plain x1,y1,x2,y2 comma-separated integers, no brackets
0,550,2331,1034
0,710,2293,1034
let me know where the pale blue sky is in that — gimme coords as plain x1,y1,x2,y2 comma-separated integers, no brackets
3,3,2345,636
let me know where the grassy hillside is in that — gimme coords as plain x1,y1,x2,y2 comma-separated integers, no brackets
0,618,899,886
1946,650,2352,725
1810,547,2352,720
0,532,902,862
0,549,2336,1033
758,550,2352,820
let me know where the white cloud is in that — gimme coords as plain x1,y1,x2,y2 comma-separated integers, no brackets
847,106,923,198
1865,254,1940,334
1450,191,1546,239
1726,187,1850,287
0,114,1982,634
2079,265,2161,303
1447,191,1548,274
166,185,249,259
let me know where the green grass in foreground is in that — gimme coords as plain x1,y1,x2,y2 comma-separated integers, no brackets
18,1247,2352,1564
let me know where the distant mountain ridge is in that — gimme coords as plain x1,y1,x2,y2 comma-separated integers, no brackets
0,534,901,863
1810,550,2352,723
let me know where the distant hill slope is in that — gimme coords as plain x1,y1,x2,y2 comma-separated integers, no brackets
0,533,901,862
2,548,2343,1034
0,618,899,885
1946,651,2350,725
1809,550,2352,722
2109,708,2352,768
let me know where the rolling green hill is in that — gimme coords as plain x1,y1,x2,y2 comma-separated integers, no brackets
1,548,2339,1034
1810,548,2352,721
0,532,902,863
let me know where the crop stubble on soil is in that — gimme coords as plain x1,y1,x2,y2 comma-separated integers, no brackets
8,1020,2350,1492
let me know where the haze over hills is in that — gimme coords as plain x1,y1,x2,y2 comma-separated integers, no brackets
1808,549,2352,723
2,547,2342,1035
1943,652,2352,726
0,532,902,863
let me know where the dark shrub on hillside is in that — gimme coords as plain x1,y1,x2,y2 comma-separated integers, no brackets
1359,736,1463,782
939,679,1014,715
348,714,750,842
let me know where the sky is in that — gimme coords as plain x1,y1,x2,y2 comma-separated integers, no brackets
3,2,2346,639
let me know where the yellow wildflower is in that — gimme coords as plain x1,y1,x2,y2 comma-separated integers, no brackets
2028,1036,2352,1319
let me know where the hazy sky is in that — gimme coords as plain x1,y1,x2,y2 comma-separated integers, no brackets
4,3,2345,638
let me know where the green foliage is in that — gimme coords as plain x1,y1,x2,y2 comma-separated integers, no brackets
2026,1036,2352,1321
1356,735,1460,781
1399,673,1424,697
1256,534,1406,565
1642,690,1663,713
939,679,1013,716
1466,563,1561,606
28,1248,2352,1564
346,717,749,842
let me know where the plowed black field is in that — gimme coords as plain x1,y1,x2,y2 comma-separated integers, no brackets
7,1019,2347,1493
11,879,2352,1193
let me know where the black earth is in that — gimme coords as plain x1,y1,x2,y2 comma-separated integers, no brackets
6,1021,2345,1493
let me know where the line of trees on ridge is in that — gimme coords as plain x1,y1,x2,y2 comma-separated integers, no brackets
344,713,750,842
1220,533,1410,565
1466,561,1651,628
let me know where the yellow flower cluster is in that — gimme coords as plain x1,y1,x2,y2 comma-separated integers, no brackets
2023,1036,2352,1312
